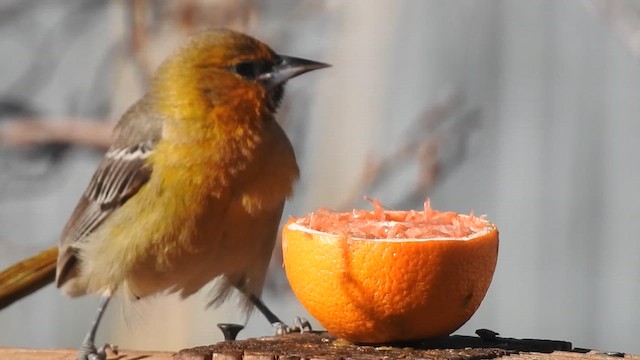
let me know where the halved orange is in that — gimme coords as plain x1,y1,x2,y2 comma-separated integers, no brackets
282,199,498,343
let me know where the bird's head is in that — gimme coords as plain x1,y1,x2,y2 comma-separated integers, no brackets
151,28,329,118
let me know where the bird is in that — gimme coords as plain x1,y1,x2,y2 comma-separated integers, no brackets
0,28,329,360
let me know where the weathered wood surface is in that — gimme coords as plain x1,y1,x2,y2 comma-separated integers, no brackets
2,331,637,360
175,333,512,360
175,331,635,360
0,346,173,359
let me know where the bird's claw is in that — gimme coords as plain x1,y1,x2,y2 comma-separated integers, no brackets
272,316,313,335
78,343,117,360
294,316,313,333
273,321,288,335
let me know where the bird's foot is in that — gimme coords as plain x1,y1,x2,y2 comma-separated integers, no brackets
76,343,117,360
273,316,313,335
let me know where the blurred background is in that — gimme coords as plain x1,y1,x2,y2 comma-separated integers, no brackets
1,0,639,354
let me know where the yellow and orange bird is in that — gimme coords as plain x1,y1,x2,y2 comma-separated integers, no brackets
0,28,328,359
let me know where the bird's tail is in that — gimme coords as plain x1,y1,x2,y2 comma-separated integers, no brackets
0,246,57,310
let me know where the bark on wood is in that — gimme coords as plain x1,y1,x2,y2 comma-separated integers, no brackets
2,331,636,360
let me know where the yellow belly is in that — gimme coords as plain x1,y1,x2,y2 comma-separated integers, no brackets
125,196,285,300
75,120,298,302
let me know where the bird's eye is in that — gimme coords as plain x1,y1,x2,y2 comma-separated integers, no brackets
231,60,273,80
232,62,257,79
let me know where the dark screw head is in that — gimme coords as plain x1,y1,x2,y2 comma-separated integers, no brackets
217,323,244,341
476,328,499,341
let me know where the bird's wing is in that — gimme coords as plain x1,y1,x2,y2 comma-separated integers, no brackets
56,98,162,288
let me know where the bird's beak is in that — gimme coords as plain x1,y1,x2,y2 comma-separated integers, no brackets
261,55,330,89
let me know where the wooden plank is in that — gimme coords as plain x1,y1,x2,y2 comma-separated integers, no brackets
508,352,640,359
175,332,516,360
3,332,637,360
0,347,174,360
175,331,635,360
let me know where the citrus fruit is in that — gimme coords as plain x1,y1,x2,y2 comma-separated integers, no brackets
282,199,498,343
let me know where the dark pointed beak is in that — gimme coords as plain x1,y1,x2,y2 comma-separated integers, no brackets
260,55,330,89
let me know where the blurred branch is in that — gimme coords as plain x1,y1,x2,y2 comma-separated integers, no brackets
176,0,200,30
128,0,153,86
171,0,255,33
337,92,481,210
0,117,112,200
120,0,259,91
0,118,113,149
395,108,481,209
587,0,640,59
0,0,46,28
4,0,106,99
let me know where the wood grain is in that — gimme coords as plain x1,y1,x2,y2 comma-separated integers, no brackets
0,347,173,360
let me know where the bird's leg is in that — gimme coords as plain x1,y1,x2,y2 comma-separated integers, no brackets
77,294,117,360
246,292,284,331
245,292,312,335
